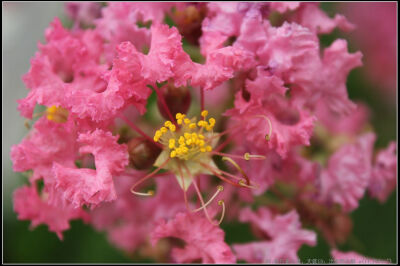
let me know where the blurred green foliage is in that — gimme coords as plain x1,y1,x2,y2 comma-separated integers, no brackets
4,2,397,263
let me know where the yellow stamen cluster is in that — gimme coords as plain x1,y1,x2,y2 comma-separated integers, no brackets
153,120,176,142
154,111,215,160
46,105,69,123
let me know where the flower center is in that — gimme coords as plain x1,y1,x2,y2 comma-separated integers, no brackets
153,110,215,161
46,105,69,123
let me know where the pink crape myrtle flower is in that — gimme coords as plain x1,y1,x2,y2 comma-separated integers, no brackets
368,142,397,203
339,2,397,100
314,101,370,136
151,211,236,263
18,18,107,120
233,207,316,263
13,185,89,240
9,2,396,263
54,129,128,208
65,2,102,28
225,70,316,158
317,133,376,212
289,3,355,34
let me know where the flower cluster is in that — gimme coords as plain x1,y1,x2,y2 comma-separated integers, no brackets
11,2,396,263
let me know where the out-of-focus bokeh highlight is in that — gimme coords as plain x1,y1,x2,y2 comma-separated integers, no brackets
3,2,397,263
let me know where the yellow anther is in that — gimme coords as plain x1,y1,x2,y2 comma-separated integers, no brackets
168,139,175,149
169,124,176,132
186,139,192,145
184,133,191,139
160,127,168,133
200,148,206,152
206,145,212,152
209,118,216,126
153,136,159,142
170,150,177,158
178,136,185,145
184,118,191,124
176,113,184,120
177,119,183,125
47,105,58,114
197,121,205,127
164,121,172,127
198,140,205,147
189,123,197,129
46,105,69,123
198,134,205,139
201,110,208,117
205,125,212,131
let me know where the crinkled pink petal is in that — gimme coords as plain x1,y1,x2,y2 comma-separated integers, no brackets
121,2,178,23
270,2,301,13
151,212,236,263
257,22,320,77
234,12,268,54
140,23,192,83
199,3,244,56
225,73,315,158
339,3,396,99
10,116,77,181
315,102,370,136
368,142,397,203
191,46,255,90
13,185,88,240
233,242,272,263
18,52,66,119
291,3,355,34
95,3,151,62
234,208,316,263
65,2,102,27
19,18,114,121
317,39,362,114
318,133,376,212
67,41,151,119
331,249,390,264
257,22,361,115
54,129,128,208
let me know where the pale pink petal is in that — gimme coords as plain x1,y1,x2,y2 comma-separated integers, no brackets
151,212,236,263
191,46,255,90
54,129,128,208
225,73,316,158
65,2,102,27
292,3,355,34
270,2,301,13
315,102,370,136
234,208,316,263
95,3,151,62
14,185,88,240
10,116,77,181
318,133,376,212
318,39,362,114
339,3,396,99
368,142,397,203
